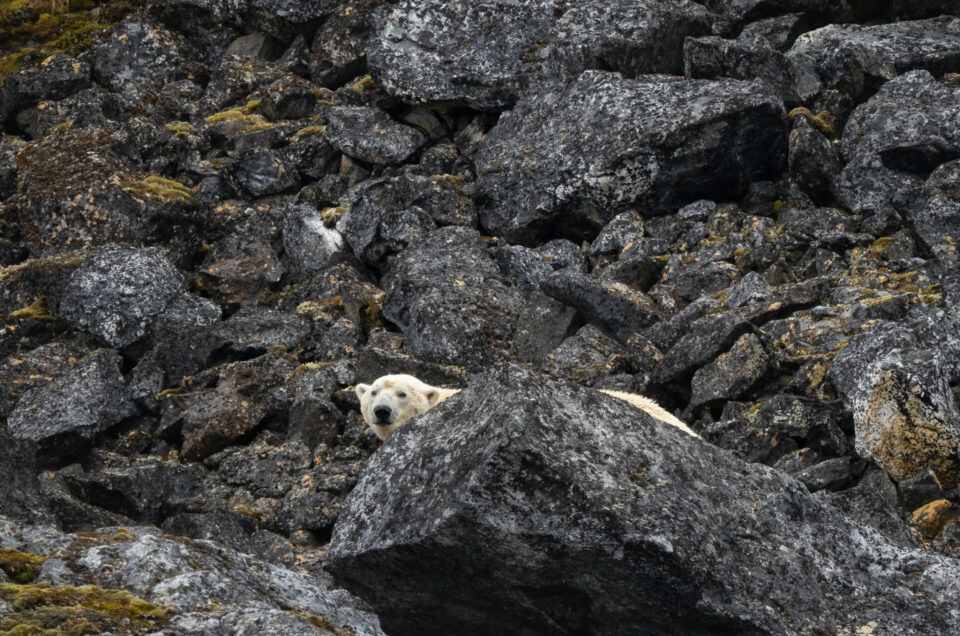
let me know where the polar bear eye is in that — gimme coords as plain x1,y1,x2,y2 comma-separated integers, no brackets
397,392,407,399
370,390,378,396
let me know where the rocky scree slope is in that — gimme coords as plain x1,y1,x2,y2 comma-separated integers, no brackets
0,0,959,633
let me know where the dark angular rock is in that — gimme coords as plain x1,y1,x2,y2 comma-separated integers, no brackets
223,147,300,198
589,211,645,256
819,466,914,548
382,226,570,366
231,0,343,41
58,246,182,348
327,364,960,635
683,34,821,105
477,71,787,243
788,113,841,201
0,54,91,129
224,32,285,60
654,313,752,383
7,350,137,465
541,270,661,340
792,457,851,492
177,352,296,462
309,0,387,88
753,395,848,459
325,106,427,165
0,337,95,419
259,75,319,121
787,17,960,100
550,0,712,80
908,159,960,263
204,55,287,111
337,173,477,264
672,260,741,303
92,17,208,97
542,324,630,385
218,306,312,357
279,203,345,281
836,71,960,215
898,468,949,513
493,245,554,294
689,333,770,409
367,0,555,110
739,13,812,51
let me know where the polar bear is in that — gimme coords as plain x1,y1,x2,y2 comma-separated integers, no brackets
355,373,699,440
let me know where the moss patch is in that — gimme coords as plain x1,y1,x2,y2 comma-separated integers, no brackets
121,175,193,202
0,582,173,635
0,0,136,81
0,549,46,584
787,107,837,136
10,296,53,320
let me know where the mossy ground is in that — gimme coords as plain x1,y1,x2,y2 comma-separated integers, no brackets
0,0,140,82
0,548,46,583
0,582,173,635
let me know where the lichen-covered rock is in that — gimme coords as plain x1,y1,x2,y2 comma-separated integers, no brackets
549,0,712,80
908,159,960,264
57,246,183,348
787,17,960,99
175,352,296,462
688,333,769,409
477,71,787,242
382,226,572,366
259,75,319,121
683,34,821,105
541,324,630,385
7,350,137,465
788,113,841,201
230,0,345,41
309,0,387,88
835,71,960,215
540,270,661,339
324,106,426,165
367,0,555,110
0,517,384,635
818,467,914,547
832,321,960,488
223,147,300,198
0,54,91,129
327,365,960,635
279,203,344,281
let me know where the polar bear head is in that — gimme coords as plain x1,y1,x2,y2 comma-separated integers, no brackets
355,374,448,440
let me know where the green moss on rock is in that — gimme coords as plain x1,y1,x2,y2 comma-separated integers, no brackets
0,549,46,583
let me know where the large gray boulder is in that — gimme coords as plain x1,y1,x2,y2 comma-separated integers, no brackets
327,365,960,635
476,71,787,243
787,16,960,99
835,71,960,216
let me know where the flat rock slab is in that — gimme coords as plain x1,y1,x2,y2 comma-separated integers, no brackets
476,71,787,243
327,365,960,635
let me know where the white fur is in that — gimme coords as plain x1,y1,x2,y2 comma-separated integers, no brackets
356,374,699,439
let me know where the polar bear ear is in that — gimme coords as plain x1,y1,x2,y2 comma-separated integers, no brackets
355,383,370,399
425,389,440,406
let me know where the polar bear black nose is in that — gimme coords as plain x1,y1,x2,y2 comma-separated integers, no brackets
374,406,392,422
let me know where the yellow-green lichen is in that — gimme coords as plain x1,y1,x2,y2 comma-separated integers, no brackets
0,582,173,635
788,107,837,136
122,175,192,202
432,173,465,187
319,206,346,225
869,237,893,253
291,125,326,142
0,549,46,584
204,100,272,132
44,118,73,135
10,296,53,320
164,122,192,137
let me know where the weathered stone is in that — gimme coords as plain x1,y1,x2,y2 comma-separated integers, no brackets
791,457,851,493
541,270,660,340
654,313,752,383
836,71,960,215
908,159,960,263
309,0,387,88
0,55,91,128
259,75,319,121
788,113,841,201
589,211,645,256
542,324,629,385
223,148,300,199
787,17,960,99
224,32,285,60
7,350,137,464
328,364,960,635
368,0,555,110
477,71,787,243
818,466,914,547
58,246,182,348
325,107,427,165
689,333,770,409
683,34,821,105
550,0,712,80
279,203,344,281
177,353,296,462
